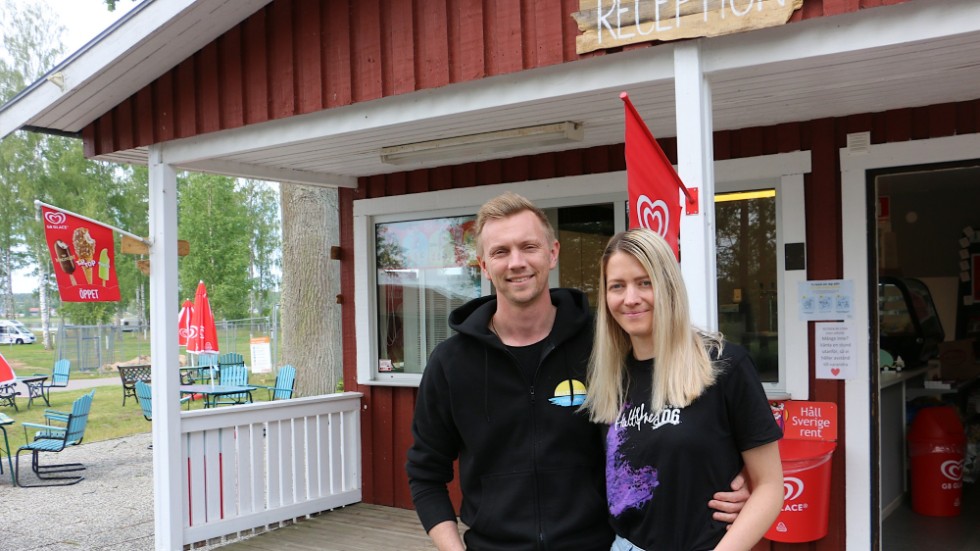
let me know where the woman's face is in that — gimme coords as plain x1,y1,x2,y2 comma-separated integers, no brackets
605,251,655,353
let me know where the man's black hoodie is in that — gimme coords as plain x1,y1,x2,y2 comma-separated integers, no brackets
406,288,613,551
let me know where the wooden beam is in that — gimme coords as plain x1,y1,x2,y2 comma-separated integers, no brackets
121,235,190,256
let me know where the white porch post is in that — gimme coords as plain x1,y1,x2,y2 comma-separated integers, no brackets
674,41,718,331
148,145,183,550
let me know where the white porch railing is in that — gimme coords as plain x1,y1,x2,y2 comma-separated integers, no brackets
179,392,363,545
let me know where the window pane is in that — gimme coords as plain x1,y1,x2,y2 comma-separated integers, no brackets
557,204,616,313
715,190,778,382
376,217,481,373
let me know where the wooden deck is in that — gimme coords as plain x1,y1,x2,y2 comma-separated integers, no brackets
206,503,439,550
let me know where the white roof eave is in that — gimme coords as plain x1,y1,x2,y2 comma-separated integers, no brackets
0,0,273,139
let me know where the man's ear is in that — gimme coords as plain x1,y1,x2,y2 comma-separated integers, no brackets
549,240,560,269
477,256,489,278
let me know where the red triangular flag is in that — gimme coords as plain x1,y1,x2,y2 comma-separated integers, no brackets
621,92,688,260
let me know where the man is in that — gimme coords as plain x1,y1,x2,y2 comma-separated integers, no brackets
406,192,747,550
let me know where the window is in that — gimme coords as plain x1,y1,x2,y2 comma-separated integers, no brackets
355,156,807,393
715,189,778,382
375,217,482,374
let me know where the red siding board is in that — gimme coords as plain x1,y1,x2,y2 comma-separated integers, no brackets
371,387,395,506
452,163,478,188
197,42,221,134
98,112,114,154
884,108,912,142
367,174,386,199
384,0,416,96
386,172,408,196
822,0,860,16
928,103,957,138
485,0,524,76
416,0,451,90
174,58,197,139
114,97,135,151
407,170,430,194
954,100,977,135
352,0,384,103
806,119,841,280
154,73,175,143
82,125,95,158
392,390,417,509
135,88,155,145
450,0,486,82
294,0,323,115
910,106,931,141
430,166,453,191
242,11,270,125
268,1,296,120
323,0,352,108
502,155,529,182
533,1,564,67
218,28,245,129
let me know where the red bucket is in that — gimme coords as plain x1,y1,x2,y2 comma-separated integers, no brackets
765,439,837,543
908,406,965,517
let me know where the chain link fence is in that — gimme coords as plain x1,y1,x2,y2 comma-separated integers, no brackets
55,316,281,373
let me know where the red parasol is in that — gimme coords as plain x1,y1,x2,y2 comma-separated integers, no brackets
0,351,15,385
187,281,219,356
177,299,194,348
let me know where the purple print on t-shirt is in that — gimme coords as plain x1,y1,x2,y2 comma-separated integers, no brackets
606,406,659,516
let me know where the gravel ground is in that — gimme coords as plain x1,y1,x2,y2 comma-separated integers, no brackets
0,432,234,551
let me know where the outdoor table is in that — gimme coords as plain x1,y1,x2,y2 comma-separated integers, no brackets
179,384,255,409
20,375,49,408
0,412,14,485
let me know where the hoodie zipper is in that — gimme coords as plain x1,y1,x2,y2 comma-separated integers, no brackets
532,341,556,550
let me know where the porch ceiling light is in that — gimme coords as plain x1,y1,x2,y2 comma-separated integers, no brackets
380,122,584,165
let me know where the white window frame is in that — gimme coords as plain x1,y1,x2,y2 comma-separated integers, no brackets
354,151,810,390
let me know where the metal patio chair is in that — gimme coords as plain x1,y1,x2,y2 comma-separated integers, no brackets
15,390,94,487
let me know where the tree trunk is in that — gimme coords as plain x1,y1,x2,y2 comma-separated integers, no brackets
279,184,342,396
39,261,52,349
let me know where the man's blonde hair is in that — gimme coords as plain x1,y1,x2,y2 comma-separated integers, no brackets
583,229,721,423
475,192,556,254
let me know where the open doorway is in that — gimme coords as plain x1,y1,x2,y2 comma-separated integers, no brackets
874,161,980,549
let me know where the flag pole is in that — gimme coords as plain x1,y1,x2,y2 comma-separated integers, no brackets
620,92,696,205
35,200,151,245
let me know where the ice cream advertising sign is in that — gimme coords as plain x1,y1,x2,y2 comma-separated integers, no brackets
42,205,120,302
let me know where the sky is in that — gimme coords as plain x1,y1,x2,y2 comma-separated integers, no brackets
5,0,136,293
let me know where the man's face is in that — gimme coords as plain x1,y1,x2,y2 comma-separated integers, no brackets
478,210,559,309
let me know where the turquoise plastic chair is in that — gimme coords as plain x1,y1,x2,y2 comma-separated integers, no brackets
216,365,251,405
38,359,70,406
135,381,154,421
16,390,94,486
257,365,296,401
218,352,245,369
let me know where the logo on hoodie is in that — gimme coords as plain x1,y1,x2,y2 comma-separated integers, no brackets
548,379,587,407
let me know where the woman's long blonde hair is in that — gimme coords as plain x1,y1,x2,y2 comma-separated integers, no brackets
583,229,722,424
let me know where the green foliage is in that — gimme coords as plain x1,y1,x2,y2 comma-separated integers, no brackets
178,173,255,320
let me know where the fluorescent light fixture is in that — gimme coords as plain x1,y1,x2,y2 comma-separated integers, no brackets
715,189,776,203
381,122,584,165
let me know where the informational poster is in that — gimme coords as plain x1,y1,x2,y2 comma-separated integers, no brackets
798,279,854,321
815,322,855,380
249,337,272,374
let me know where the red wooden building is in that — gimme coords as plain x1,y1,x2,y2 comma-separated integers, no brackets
3,0,980,549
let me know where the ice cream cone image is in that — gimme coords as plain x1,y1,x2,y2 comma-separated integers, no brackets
98,248,110,287
72,227,97,285
54,240,77,286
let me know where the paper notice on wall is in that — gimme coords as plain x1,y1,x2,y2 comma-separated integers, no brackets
250,337,272,374
798,279,854,321
815,321,855,380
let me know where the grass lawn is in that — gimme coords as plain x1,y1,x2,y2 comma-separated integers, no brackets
1,342,279,452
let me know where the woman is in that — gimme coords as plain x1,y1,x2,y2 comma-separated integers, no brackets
584,229,783,551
